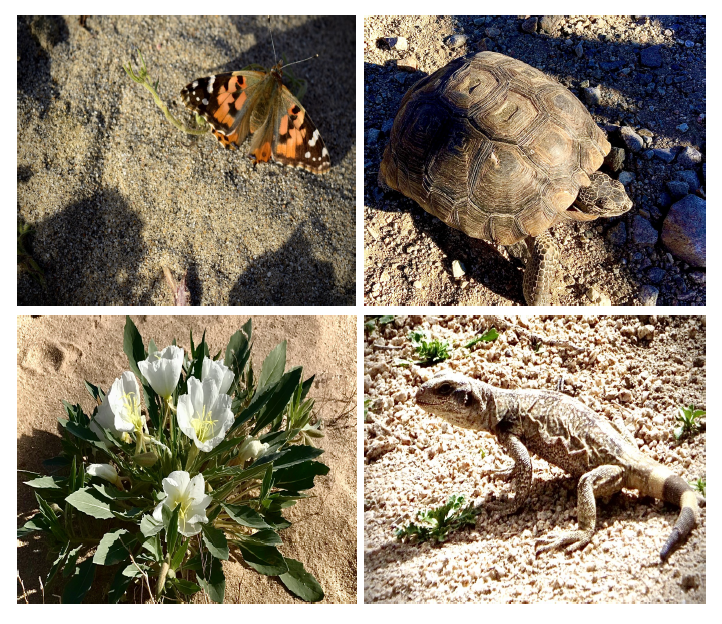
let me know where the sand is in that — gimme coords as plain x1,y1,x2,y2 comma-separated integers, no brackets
364,315,705,603
17,15,356,305
17,315,357,603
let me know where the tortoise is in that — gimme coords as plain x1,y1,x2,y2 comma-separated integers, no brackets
379,51,633,305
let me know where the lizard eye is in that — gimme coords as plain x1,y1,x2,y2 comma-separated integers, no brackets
437,382,453,395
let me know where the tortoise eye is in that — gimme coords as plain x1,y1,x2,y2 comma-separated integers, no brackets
437,382,453,395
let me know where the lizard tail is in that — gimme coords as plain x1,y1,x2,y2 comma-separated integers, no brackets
651,470,699,560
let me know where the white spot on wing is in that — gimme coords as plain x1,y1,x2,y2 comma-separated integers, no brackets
322,147,329,158
207,76,216,94
305,151,311,159
308,129,320,146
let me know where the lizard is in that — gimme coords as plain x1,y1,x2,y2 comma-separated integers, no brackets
415,371,699,560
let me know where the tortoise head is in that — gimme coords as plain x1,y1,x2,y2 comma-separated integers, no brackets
568,171,633,220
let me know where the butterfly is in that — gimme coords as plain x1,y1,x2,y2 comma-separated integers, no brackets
181,59,331,173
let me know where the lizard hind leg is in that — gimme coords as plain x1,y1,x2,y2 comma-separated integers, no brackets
535,465,624,556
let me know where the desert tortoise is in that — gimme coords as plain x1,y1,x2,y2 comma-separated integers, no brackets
379,51,633,305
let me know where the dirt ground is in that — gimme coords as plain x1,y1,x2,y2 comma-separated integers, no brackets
364,315,706,603
17,315,357,604
364,16,705,306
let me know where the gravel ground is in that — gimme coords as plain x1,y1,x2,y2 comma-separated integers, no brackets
364,16,705,306
18,15,355,306
364,315,706,603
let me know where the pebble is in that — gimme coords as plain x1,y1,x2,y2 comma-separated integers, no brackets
521,17,538,34
452,260,466,279
574,42,584,58
646,268,666,284
666,180,689,199
620,126,644,152
606,222,627,246
677,146,702,168
539,15,563,34
673,170,701,194
397,56,419,72
618,171,635,186
583,85,602,106
382,36,408,51
638,284,659,306
676,123,689,132
652,148,677,163
366,128,380,145
445,34,467,49
631,216,658,246
605,146,626,171
640,44,664,68
661,195,706,267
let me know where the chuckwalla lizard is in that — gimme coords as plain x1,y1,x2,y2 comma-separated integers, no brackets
415,371,699,559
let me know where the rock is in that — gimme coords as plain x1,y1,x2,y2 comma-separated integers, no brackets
676,123,689,132
618,171,635,186
445,34,467,49
397,56,418,72
366,128,380,145
666,180,689,199
638,285,659,306
620,126,644,152
381,36,408,51
485,27,501,38
631,216,658,246
539,15,563,34
606,222,627,245
677,146,702,168
604,147,625,172
652,147,677,163
452,260,466,279
574,42,584,58
637,325,655,340
662,195,706,267
658,190,673,208
521,17,538,34
673,170,701,194
646,267,666,284
640,44,664,68
583,85,602,106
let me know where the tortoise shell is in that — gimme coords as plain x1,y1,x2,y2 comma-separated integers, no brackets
379,51,612,245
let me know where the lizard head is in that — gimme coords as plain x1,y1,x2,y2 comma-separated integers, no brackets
415,371,488,430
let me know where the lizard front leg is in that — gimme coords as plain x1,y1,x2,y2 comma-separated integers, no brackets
484,431,533,515
535,464,624,555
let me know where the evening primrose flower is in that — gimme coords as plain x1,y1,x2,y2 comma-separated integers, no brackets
138,345,184,400
201,357,234,395
152,471,211,537
237,436,269,464
177,378,234,452
90,372,145,441
86,463,123,489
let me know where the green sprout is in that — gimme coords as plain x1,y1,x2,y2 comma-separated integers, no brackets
464,327,499,348
690,477,706,497
407,331,451,365
395,495,479,544
674,404,705,440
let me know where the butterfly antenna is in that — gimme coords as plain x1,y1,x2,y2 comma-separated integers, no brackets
267,16,277,63
283,54,319,69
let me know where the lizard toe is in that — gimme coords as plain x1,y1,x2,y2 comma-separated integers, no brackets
535,530,593,556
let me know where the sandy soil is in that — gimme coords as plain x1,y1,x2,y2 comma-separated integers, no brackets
364,315,705,603
18,15,355,305
364,16,705,306
17,315,357,603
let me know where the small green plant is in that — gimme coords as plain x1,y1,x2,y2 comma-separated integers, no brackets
690,477,706,497
464,327,499,348
407,331,451,365
363,398,371,419
674,404,705,439
395,495,478,544
364,315,395,333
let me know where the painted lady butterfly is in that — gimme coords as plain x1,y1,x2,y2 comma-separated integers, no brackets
181,60,331,174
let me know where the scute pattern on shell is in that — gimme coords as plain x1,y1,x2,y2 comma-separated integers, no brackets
380,52,612,245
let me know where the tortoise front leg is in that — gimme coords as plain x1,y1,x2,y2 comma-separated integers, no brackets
523,232,561,306
535,464,624,555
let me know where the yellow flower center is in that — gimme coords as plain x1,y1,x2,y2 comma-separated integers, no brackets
191,405,217,443
122,391,143,432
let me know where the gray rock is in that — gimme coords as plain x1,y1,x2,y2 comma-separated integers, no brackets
676,122,689,132
688,271,706,286
382,36,408,51
652,147,677,163
658,191,673,208
574,42,584,58
631,216,659,246
606,222,627,245
673,170,701,193
583,85,602,106
640,44,664,68
677,146,702,168
646,267,667,284
445,34,467,49
485,27,501,38
618,171,635,186
521,17,538,34
366,128,380,145
381,118,394,134
662,195,706,267
620,126,644,152
604,147,625,172
539,15,563,34
666,180,689,199
638,284,659,306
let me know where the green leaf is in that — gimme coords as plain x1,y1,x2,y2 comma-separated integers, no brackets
64,420,100,442
251,367,303,435
300,374,315,401
238,529,282,546
222,503,271,529
142,534,163,562
84,380,104,403
197,555,225,603
271,445,324,470
122,562,145,578
108,563,133,603
170,537,189,570
163,504,180,554
172,578,201,596
17,513,49,538
464,327,499,348
46,542,70,587
92,483,139,500
228,379,278,434
259,464,273,502
65,488,115,519
36,492,68,541
258,340,287,390
93,529,134,566
25,475,66,490
62,546,83,578
279,557,324,602
62,558,95,603
140,513,163,536
202,524,229,560
123,315,161,429
237,541,288,576
274,461,329,492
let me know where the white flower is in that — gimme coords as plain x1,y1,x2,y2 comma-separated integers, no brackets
90,372,145,439
237,436,269,463
177,378,234,452
201,357,234,395
138,345,185,400
87,463,123,488
89,393,118,440
152,471,211,537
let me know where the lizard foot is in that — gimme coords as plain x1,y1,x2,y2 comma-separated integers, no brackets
535,529,593,556
481,463,516,481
